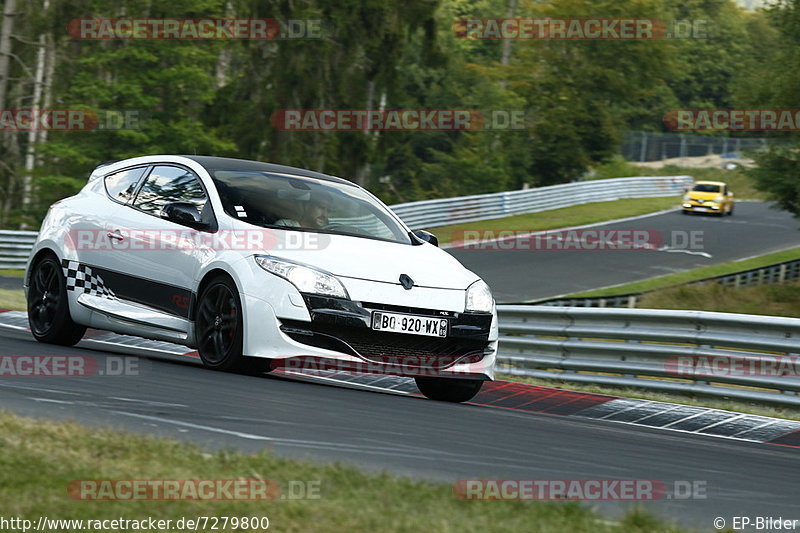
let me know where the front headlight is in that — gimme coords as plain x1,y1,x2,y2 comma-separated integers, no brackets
713,195,724,203
255,255,349,299
683,194,691,201
465,280,493,313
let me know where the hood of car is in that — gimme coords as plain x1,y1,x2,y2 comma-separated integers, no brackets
263,232,479,290
688,191,722,201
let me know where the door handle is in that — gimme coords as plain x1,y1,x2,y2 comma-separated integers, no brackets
107,230,124,241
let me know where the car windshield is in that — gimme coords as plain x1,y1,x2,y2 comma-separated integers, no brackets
692,184,721,193
211,170,411,244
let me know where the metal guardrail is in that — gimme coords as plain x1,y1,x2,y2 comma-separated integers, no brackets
0,175,692,269
391,175,692,229
0,230,38,270
496,305,800,406
534,258,800,308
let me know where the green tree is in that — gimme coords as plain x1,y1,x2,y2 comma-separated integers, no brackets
507,0,678,185
741,0,800,215
13,0,237,225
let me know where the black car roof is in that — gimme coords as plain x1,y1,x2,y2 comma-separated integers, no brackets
181,156,355,187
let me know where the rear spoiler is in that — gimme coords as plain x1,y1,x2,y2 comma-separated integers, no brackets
87,160,119,180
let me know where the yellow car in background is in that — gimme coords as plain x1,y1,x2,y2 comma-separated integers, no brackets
682,181,734,216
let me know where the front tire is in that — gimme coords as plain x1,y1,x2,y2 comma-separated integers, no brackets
195,275,270,374
27,254,86,346
415,377,484,403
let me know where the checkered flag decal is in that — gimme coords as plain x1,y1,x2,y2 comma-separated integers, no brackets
62,260,117,300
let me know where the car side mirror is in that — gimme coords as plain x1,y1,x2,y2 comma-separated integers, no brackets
413,229,439,247
161,202,207,228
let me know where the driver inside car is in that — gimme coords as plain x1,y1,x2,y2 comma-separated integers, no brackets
274,190,333,229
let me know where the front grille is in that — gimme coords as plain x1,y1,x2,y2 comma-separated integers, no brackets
280,320,490,368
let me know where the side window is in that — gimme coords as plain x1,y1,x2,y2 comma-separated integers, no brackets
104,167,147,204
133,166,207,216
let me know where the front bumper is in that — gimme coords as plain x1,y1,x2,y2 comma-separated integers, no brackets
682,201,721,212
276,295,496,379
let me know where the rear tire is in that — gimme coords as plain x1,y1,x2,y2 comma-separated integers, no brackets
195,275,271,375
415,377,484,403
27,254,86,346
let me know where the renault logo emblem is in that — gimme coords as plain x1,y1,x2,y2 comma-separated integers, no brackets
399,274,414,290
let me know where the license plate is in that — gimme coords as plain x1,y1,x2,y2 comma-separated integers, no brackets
695,207,708,212
371,312,448,337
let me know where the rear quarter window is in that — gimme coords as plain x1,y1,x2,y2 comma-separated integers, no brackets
104,167,148,204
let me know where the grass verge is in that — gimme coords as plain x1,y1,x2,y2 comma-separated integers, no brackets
0,410,687,533
0,289,25,310
0,268,24,277
638,279,800,318
427,196,681,244
497,374,800,422
568,247,800,298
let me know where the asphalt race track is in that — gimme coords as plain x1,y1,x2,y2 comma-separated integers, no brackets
1,326,799,529
3,200,800,529
449,201,800,302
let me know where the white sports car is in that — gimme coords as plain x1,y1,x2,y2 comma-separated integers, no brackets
24,155,497,402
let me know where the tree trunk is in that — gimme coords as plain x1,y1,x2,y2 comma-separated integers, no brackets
215,0,233,88
0,0,17,226
0,0,16,110
36,29,55,165
500,0,517,88
21,0,48,219
354,79,376,185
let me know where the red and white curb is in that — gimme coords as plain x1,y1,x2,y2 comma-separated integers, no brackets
1,309,798,449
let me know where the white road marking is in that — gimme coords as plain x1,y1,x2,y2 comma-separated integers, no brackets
0,383,83,395
697,413,748,432
656,246,712,258
114,411,443,454
109,397,187,408
31,398,74,405
112,411,556,470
